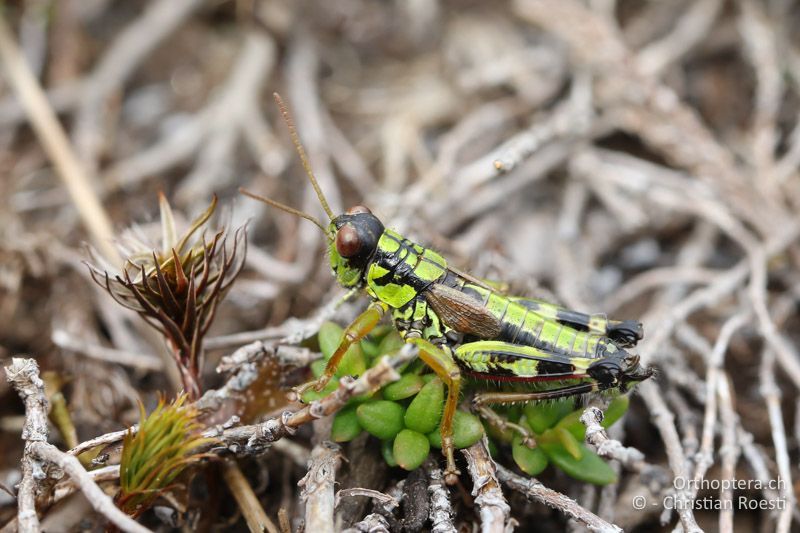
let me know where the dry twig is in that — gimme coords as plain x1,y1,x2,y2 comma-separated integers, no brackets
496,465,621,533
5,358,150,533
461,438,513,533
580,407,650,472
426,463,457,533
299,442,342,533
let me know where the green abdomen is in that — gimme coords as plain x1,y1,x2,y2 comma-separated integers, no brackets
454,280,603,359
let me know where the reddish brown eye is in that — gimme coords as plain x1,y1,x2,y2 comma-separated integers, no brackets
336,224,361,257
346,205,371,215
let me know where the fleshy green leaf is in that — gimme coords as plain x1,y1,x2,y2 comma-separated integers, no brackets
311,358,327,378
318,322,343,360
337,343,367,378
377,330,404,356
360,339,381,359
344,389,379,407
331,406,361,442
555,426,582,460
300,379,339,403
382,374,424,401
523,398,575,434
601,395,629,429
538,440,617,485
427,410,485,449
356,401,405,440
393,429,430,471
428,429,442,449
404,378,444,434
381,439,397,467
512,434,548,476
452,410,484,448
484,419,514,444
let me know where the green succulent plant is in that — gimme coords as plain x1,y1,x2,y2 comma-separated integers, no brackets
313,321,628,485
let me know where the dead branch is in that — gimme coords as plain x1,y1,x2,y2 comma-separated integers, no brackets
334,488,399,511
638,383,701,533
4,2,800,531
759,349,795,533
426,463,456,533
4,358,47,533
28,443,151,533
461,438,513,533
299,442,342,533
5,357,150,533
693,312,750,487
70,346,415,460
340,513,390,533
496,465,621,533
580,408,651,473
51,329,164,371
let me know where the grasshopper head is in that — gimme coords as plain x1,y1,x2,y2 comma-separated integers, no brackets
329,206,385,288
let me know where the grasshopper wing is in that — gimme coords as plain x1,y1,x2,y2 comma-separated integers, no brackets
426,283,502,339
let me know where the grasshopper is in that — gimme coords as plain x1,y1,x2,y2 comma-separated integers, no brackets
242,94,654,484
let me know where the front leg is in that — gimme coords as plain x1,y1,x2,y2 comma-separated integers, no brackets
295,301,388,396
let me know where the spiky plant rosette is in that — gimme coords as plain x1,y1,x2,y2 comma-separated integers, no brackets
87,194,246,398
117,393,216,517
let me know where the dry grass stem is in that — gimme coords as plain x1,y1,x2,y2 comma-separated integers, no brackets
221,459,279,533
0,15,119,264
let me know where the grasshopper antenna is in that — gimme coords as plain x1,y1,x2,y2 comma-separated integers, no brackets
273,92,335,221
239,188,331,236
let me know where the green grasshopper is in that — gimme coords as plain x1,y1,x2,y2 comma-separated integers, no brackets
242,94,654,484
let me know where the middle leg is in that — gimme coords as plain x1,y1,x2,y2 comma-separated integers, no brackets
405,335,462,485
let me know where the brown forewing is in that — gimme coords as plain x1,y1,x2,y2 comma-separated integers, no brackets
426,283,502,339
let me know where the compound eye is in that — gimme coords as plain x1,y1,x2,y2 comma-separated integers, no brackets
336,224,361,258
346,205,372,215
